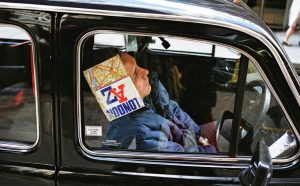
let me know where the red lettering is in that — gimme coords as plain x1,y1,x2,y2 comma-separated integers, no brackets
110,84,128,103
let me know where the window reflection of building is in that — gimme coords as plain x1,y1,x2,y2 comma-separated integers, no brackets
247,0,291,29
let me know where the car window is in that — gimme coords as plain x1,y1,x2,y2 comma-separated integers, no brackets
94,33,125,48
241,62,296,158
149,36,240,59
216,59,297,158
79,32,297,159
0,25,38,149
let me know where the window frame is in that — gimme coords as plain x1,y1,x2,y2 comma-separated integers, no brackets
76,29,300,167
0,23,40,152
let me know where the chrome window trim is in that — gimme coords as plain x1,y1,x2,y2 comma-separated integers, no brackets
77,30,300,167
59,170,240,182
111,171,240,182
0,24,40,152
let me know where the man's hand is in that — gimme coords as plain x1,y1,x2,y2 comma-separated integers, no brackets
198,136,210,146
234,0,241,4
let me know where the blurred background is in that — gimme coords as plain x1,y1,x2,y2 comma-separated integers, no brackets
245,0,290,29
247,0,300,71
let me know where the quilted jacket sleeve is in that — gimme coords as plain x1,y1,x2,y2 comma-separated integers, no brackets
151,80,201,136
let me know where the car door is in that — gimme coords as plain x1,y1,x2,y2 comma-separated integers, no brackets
57,6,300,186
0,9,56,186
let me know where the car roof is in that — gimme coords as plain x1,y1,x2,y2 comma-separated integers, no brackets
0,0,268,29
0,0,282,54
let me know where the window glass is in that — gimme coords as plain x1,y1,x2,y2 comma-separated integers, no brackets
80,33,238,154
0,25,37,146
149,37,240,59
293,64,300,78
80,33,296,158
240,62,296,158
215,59,297,158
149,37,213,54
94,33,125,48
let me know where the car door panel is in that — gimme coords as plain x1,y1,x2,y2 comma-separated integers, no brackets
57,13,253,185
0,9,55,186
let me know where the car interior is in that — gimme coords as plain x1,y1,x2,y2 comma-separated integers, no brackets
81,33,297,157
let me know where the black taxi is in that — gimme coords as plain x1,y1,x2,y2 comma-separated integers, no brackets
0,0,300,185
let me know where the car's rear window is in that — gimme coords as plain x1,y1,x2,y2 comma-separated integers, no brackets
0,25,38,150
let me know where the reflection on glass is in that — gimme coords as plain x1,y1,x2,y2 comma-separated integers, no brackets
0,25,37,145
81,33,241,155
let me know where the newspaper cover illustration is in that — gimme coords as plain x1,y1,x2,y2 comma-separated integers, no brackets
83,54,144,121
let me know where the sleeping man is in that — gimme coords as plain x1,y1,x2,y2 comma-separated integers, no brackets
104,51,216,153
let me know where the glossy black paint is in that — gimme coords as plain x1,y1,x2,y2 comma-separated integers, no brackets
58,13,300,184
0,9,55,185
58,14,232,185
0,0,167,15
0,0,299,185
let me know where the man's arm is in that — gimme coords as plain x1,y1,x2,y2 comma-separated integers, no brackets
136,122,186,152
150,80,201,135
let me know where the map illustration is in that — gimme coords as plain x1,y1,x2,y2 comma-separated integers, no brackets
83,54,144,121
84,55,127,90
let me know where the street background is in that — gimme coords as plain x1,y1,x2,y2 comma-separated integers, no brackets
243,0,300,69
275,31,300,65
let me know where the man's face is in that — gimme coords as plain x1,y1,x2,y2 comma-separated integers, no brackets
120,52,151,99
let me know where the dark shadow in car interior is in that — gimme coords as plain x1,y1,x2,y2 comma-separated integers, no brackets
137,49,231,125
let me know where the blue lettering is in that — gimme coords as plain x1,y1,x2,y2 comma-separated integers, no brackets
112,107,119,117
106,98,143,118
117,105,125,115
122,102,132,113
100,86,117,105
133,98,141,108
128,100,137,110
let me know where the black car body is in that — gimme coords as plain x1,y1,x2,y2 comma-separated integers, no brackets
0,0,300,185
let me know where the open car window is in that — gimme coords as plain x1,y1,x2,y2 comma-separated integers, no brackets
79,32,297,159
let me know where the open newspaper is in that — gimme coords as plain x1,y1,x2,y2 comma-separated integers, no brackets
83,54,144,121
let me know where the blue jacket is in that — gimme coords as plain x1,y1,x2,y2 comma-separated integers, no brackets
105,81,211,152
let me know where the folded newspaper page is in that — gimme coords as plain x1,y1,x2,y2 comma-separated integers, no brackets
83,54,144,121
